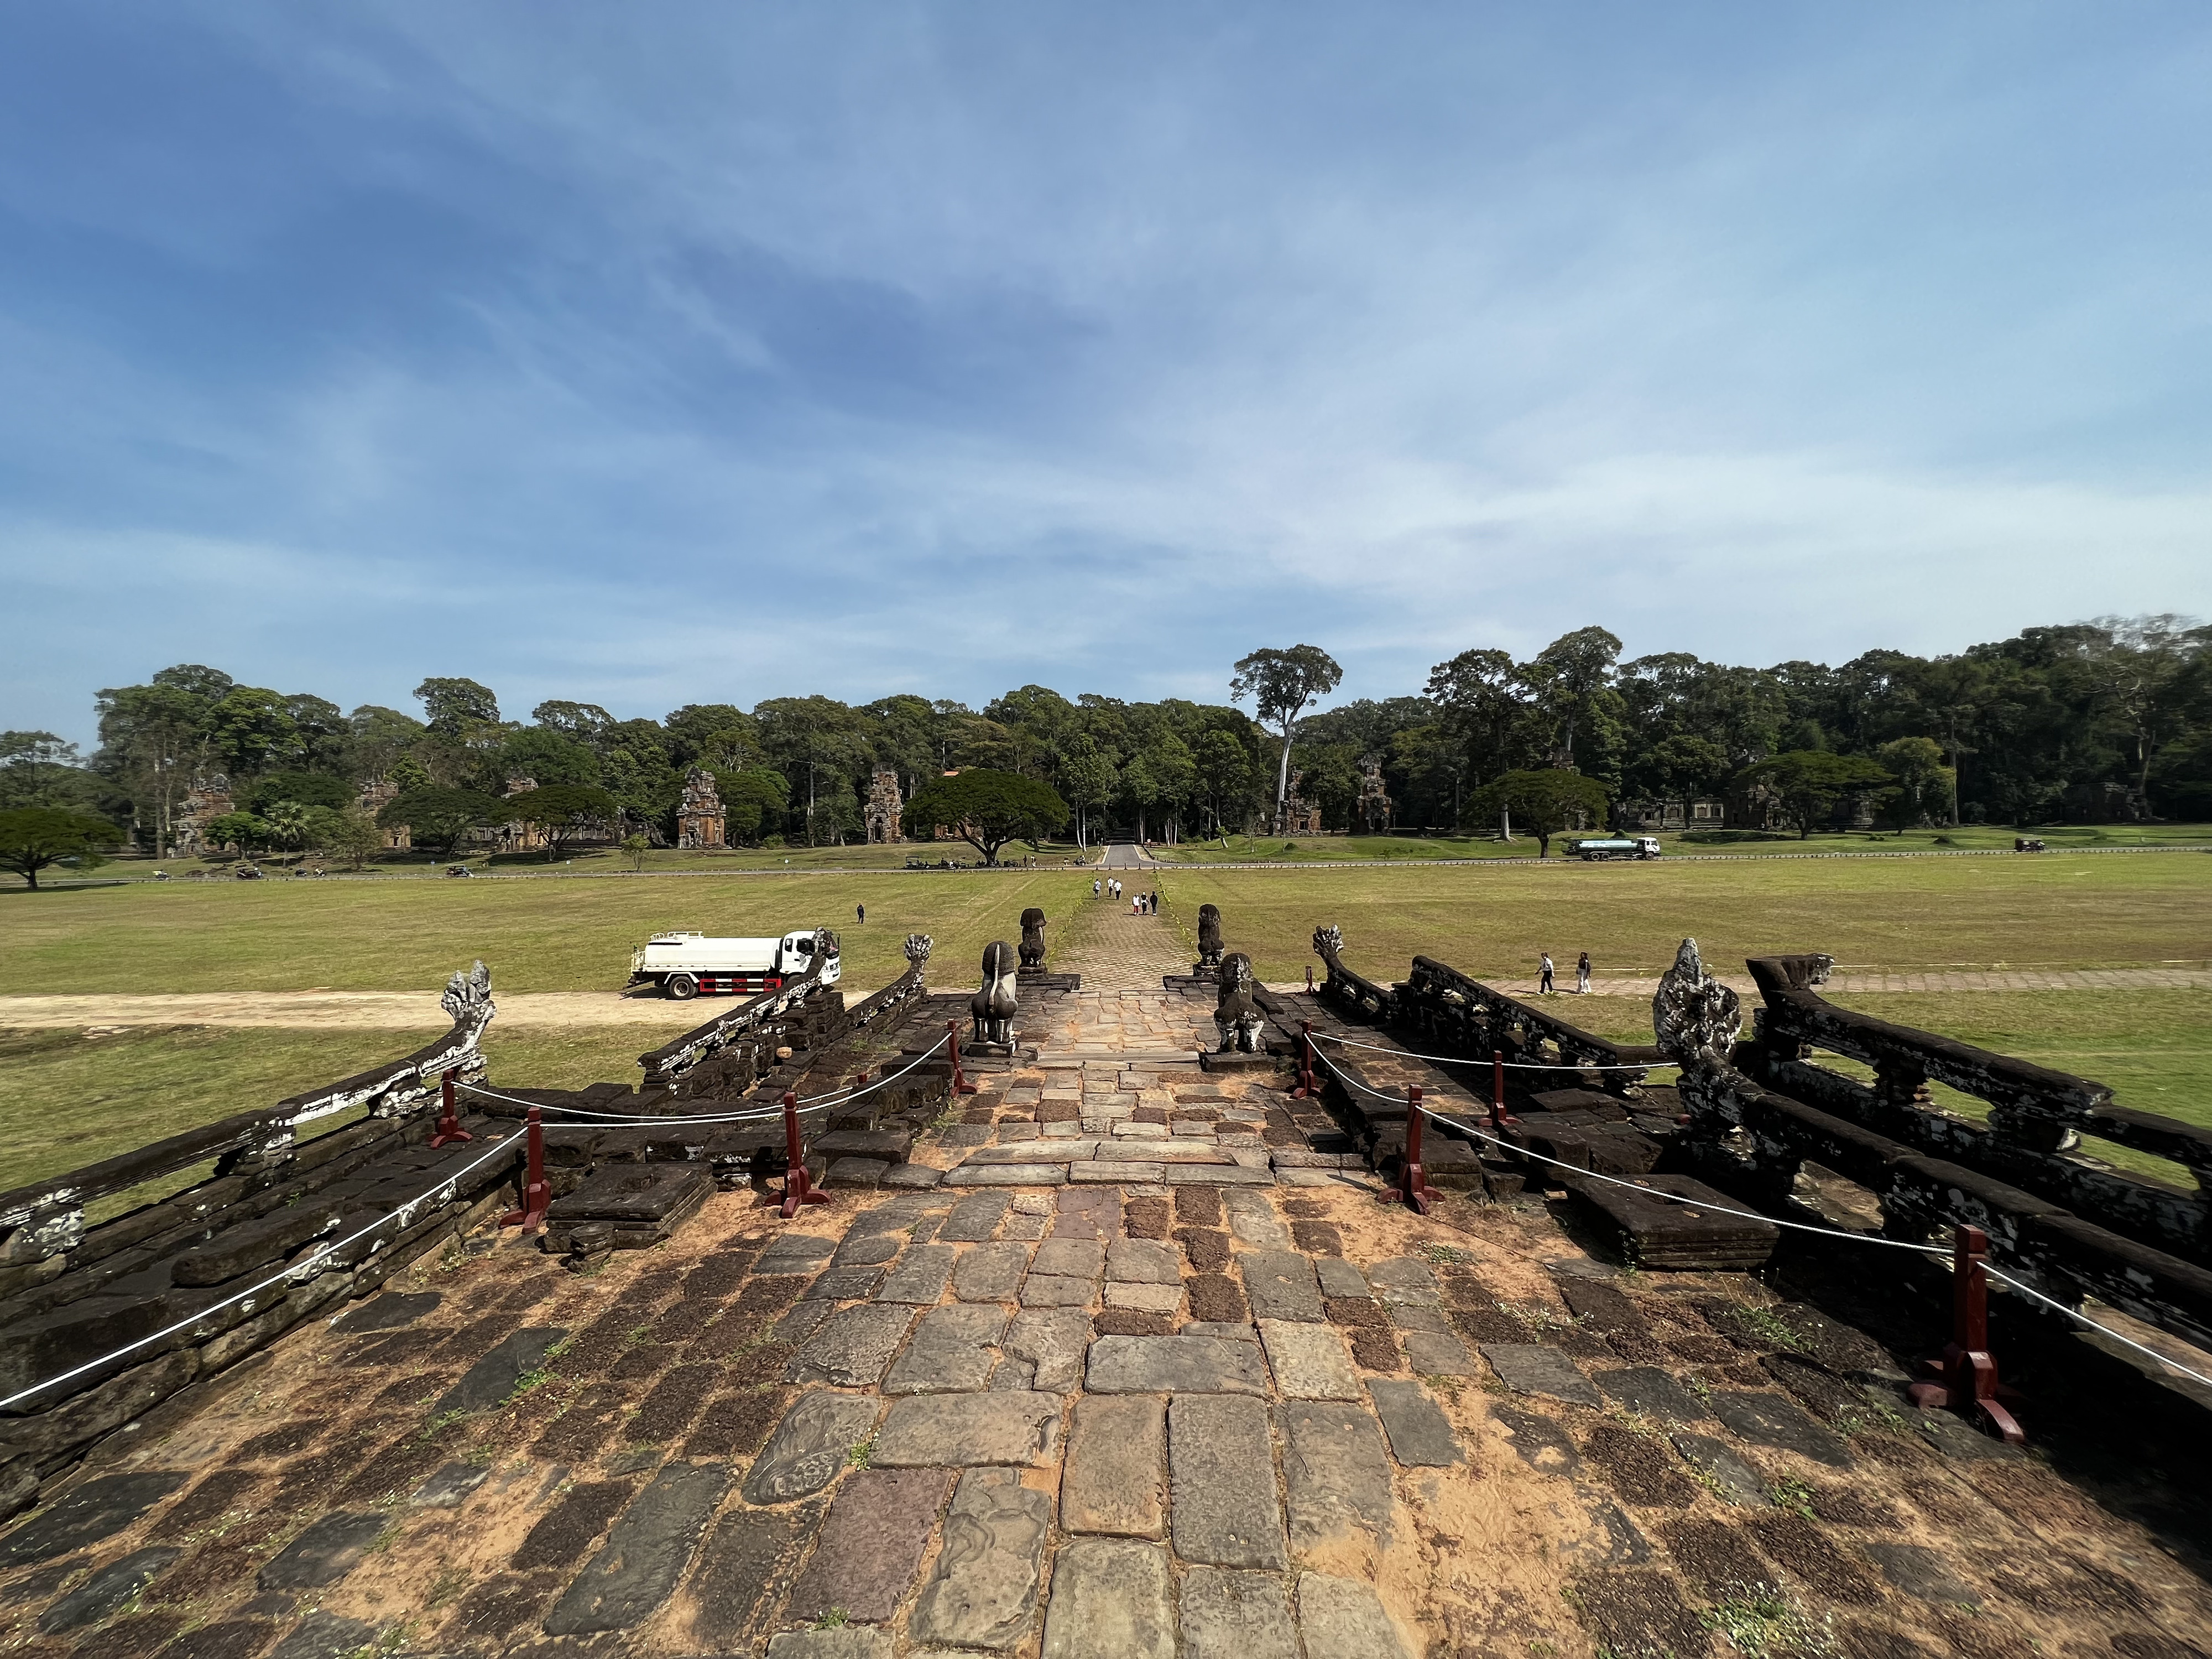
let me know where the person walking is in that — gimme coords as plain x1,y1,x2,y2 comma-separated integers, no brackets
1575,951,1591,994
1093,878,1101,898
1539,952,1555,994
856,902,865,925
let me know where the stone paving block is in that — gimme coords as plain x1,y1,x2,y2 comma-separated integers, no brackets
834,1229,906,1267
1240,1251,1324,1322
1040,1537,1174,1659
1105,1238,1182,1284
1280,1397,1397,1568
756,1233,838,1274
268,1612,380,1659
1864,1542,1979,1605
878,1244,959,1304
777,1299,837,1346
1491,1403,1582,1475
885,1305,1008,1395
1669,1432,1773,1505
743,1391,881,1504
410,1462,492,1509
1297,1572,1412,1659
1068,1161,1158,1183
942,1193,1013,1240
543,1462,731,1634
805,1265,888,1302
1179,1566,1301,1659
435,1327,570,1416
1595,1366,1713,1425
767,1631,894,1658
786,1468,953,1624
1104,1282,1183,1315
688,1500,823,1650
1314,1258,1370,1298
0,1472,187,1566
1086,1334,1270,1395
909,1468,1051,1650
952,1241,1031,1301
787,1304,916,1387
1012,1192,1056,1214
1113,1121,1170,1139
1276,1169,1358,1188
1400,1329,1475,1376
1222,1188,1290,1247
1366,1380,1462,1467
874,1390,1063,1467
1708,1390,1852,1467
1171,1394,1286,1569
258,1512,387,1589
825,1157,890,1189
1365,1258,1442,1303
1003,1309,1092,1391
1182,1320,1259,1340
1033,1238,1107,1278
1480,1343,1601,1407
36,1547,180,1633
881,1163,946,1190
1062,1395,1167,1538
1259,1319,1363,1400
1385,1300,1451,1333
1020,1275,1098,1310
946,1165,1067,1186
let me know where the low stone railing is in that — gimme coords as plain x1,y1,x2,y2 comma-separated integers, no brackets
636,930,841,1087
1399,954,1657,1099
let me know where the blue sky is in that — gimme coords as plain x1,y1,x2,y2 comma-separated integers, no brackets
4,4,2208,744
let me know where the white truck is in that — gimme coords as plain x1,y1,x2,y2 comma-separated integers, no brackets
628,929,841,999
1572,836,1663,862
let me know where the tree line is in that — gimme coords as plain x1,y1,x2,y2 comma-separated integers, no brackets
1,613,2205,875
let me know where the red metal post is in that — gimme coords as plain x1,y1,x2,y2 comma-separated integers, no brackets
430,1067,473,1149
948,1019,978,1097
1907,1223,2025,1444
779,1089,830,1219
1380,1084,1439,1215
1291,1021,1320,1100
1304,964,1315,993
498,1106,549,1233
1489,1050,1518,1130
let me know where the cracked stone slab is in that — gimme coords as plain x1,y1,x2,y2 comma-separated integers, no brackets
268,1612,381,1659
1077,1161,1165,1183
941,1193,1013,1241
787,1304,917,1388
885,1305,1009,1395
1480,1343,1601,1407
1364,1258,1442,1302
1222,1188,1290,1247
1297,1571,1412,1659
435,1326,570,1416
1105,1238,1182,1284
988,1307,1086,1391
410,1462,492,1509
786,1468,952,1624
35,1547,180,1634
1865,1542,1980,1605
1167,1164,1274,1185
1020,1275,1099,1310
743,1391,881,1505
1491,1404,1580,1476
0,1472,188,1566
1708,1390,1852,1467
834,1230,905,1266
769,1631,895,1658
1314,1258,1370,1299
1366,1380,1462,1467
1062,1396,1167,1538
874,1391,1064,1467
1668,1432,1773,1506
878,1244,959,1303
1239,1251,1324,1322
1400,1329,1474,1376
1041,1537,1174,1659
1170,1395,1286,1569
953,1241,1031,1302
1085,1334,1271,1395
946,1165,1068,1186
1180,1567,1301,1659
544,1463,731,1634
1596,1367,1714,1426
909,1469,1051,1650
1105,1282,1185,1315
1259,1320,1363,1400
755,1233,838,1274
1280,1401,1396,1566
1033,1239,1106,1278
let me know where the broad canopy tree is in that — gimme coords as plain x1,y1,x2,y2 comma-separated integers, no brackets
901,769,1069,865
1738,751,1893,838
377,787,503,859
1469,770,1610,859
505,784,619,860
1230,645,1343,834
0,807,124,888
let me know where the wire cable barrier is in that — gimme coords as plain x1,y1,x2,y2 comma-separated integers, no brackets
1307,1043,2212,1392
0,1130,523,1413
458,1031,953,1127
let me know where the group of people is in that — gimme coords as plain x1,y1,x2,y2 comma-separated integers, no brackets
1536,951,1594,994
1092,877,1160,915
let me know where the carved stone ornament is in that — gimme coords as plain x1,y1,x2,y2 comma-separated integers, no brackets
1652,937,1740,1065
1196,904,1224,969
904,933,934,971
1214,952,1266,1054
440,960,493,1024
1019,907,1048,971
1312,924,1343,960
972,941,1019,1046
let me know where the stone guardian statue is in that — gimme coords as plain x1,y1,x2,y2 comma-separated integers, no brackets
972,941,1019,1047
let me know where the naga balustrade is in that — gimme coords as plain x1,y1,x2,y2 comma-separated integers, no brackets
1672,951,2212,1353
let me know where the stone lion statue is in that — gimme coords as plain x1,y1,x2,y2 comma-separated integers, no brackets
1019,907,1048,971
1196,904,1224,970
972,941,1019,1047
1214,952,1266,1055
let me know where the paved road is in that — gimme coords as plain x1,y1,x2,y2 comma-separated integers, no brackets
1098,839,1154,868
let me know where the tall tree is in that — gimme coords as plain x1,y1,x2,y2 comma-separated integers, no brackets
0,808,122,889
1230,645,1343,834
95,680,219,857
1736,750,1893,838
1469,770,1610,859
901,769,1068,865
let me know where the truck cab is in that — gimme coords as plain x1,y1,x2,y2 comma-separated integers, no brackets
628,927,842,999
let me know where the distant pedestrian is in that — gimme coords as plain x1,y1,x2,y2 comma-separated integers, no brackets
1150,892,1160,915
1576,951,1591,994
1539,952,1555,994
856,902,865,925
1093,878,1101,898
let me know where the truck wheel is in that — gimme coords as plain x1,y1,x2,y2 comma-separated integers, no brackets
667,973,698,1001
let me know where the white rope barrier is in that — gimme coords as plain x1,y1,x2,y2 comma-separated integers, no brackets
0,1131,522,1413
1981,1266,2212,1391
